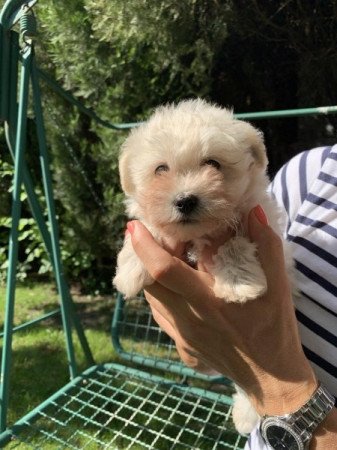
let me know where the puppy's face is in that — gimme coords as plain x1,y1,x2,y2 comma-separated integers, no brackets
119,100,268,241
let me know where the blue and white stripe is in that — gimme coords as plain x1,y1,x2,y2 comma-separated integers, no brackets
272,144,337,397
245,144,337,449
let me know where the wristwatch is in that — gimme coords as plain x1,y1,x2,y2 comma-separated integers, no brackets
260,383,335,450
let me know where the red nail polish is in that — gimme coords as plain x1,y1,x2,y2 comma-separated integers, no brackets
254,205,269,225
126,221,135,234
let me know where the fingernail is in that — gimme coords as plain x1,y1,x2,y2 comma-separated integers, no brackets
253,205,269,225
126,221,136,234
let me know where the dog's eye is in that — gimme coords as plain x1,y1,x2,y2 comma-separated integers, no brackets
155,164,169,174
203,159,221,170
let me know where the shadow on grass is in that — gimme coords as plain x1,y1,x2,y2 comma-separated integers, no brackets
0,335,71,424
29,294,171,346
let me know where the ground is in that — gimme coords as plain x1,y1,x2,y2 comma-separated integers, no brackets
0,281,117,426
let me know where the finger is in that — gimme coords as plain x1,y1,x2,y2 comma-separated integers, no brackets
129,220,212,298
160,237,187,259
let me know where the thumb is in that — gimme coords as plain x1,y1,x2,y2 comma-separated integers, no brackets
129,220,211,297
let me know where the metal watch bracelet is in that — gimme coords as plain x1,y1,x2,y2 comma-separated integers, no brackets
260,383,335,450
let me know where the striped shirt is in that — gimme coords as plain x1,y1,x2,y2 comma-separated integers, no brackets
271,144,337,399
245,144,337,449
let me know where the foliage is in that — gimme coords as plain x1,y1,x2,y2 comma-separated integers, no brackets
37,0,231,117
0,145,104,289
0,144,11,218
1,0,337,291
0,216,49,284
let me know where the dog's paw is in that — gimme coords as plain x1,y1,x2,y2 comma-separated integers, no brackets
113,269,152,299
211,236,267,303
213,277,267,303
113,236,153,298
232,390,259,435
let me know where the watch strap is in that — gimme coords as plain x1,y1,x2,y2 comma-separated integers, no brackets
288,384,335,435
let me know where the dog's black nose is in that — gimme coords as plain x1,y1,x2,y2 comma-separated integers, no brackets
174,195,199,215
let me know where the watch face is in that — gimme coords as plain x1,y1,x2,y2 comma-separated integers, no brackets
265,425,301,450
261,420,304,450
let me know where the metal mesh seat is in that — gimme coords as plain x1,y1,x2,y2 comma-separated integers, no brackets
103,293,246,449
112,294,231,382
4,364,246,450
0,291,247,449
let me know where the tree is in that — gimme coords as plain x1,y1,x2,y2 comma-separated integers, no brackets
13,0,231,290
1,0,336,290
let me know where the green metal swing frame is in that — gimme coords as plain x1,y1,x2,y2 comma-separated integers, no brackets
0,1,336,448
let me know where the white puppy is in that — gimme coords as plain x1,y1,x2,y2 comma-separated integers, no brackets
113,99,288,434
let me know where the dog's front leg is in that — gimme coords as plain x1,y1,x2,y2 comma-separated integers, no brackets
113,234,153,298
211,236,267,303
232,386,260,434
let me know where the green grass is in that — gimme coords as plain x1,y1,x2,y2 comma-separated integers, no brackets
0,282,245,450
0,281,117,427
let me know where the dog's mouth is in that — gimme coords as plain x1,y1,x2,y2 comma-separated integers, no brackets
177,214,200,225
178,217,198,225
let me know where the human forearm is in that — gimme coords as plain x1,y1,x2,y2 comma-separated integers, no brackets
246,349,318,416
249,372,318,417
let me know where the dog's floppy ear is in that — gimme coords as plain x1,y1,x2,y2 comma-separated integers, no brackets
249,130,268,169
119,150,135,195
235,120,268,169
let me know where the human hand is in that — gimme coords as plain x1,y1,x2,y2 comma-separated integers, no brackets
126,206,318,416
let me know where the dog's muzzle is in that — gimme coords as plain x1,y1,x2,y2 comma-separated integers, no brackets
174,194,199,216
